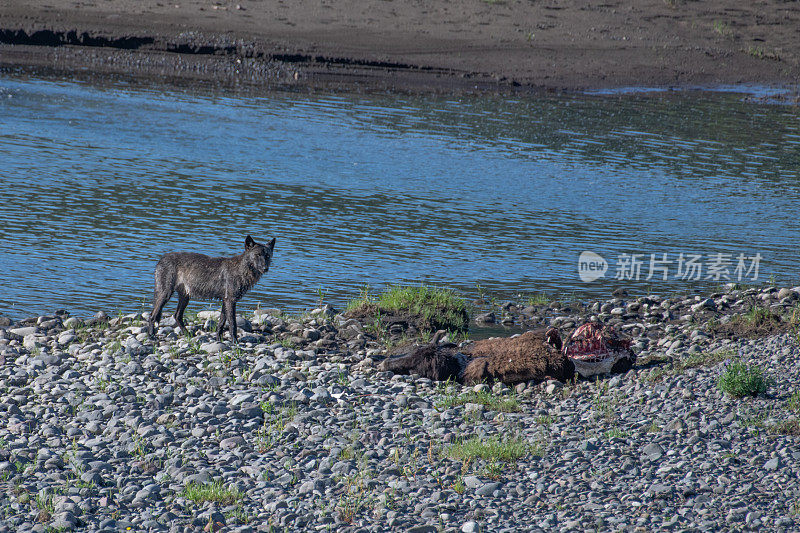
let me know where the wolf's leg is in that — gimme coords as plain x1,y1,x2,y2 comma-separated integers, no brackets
225,299,238,344
174,292,190,336
148,289,172,337
217,301,227,341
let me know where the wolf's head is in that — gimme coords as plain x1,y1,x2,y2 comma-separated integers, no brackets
244,235,276,274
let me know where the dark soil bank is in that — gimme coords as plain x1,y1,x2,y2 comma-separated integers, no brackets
1,0,799,92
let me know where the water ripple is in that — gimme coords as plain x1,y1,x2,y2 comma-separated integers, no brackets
0,76,799,318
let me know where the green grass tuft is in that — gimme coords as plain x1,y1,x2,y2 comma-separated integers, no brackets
788,391,800,413
717,360,771,398
674,349,733,372
445,435,536,463
769,420,800,436
743,306,773,325
437,390,520,413
180,480,243,505
347,284,469,333
713,19,733,38
604,428,631,440
642,349,734,383
523,292,550,306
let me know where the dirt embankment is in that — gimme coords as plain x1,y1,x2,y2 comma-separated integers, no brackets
1,0,799,92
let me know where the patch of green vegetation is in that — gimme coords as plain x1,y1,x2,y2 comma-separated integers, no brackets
34,491,55,522
718,360,771,398
713,20,733,38
437,389,520,413
107,340,122,354
479,460,505,480
745,45,780,61
180,481,243,505
791,499,800,516
444,435,535,464
255,403,298,452
316,285,329,307
226,505,252,525
346,284,469,334
183,309,199,324
739,410,768,433
769,420,800,436
592,396,616,422
788,391,800,413
523,292,550,306
278,338,296,349
536,414,556,427
591,381,618,422
675,349,733,372
642,349,734,382
604,428,631,440
338,446,356,461
336,472,375,524
743,306,772,325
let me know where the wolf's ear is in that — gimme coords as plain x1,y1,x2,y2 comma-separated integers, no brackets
245,235,256,249
268,237,276,250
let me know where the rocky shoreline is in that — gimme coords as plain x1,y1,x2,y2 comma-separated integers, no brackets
1,284,799,532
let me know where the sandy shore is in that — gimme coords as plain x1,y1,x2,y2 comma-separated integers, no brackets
1,0,799,92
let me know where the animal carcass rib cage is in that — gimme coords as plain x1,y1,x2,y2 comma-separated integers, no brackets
563,322,636,377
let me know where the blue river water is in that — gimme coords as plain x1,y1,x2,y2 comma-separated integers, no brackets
1,74,799,319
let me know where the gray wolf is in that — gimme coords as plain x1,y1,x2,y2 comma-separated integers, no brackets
147,235,276,343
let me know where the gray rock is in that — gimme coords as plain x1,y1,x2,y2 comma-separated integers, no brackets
406,527,437,533
220,436,245,450
303,329,320,341
464,403,484,414
777,288,795,300
642,442,664,460
57,331,76,345
475,312,495,324
461,521,480,533
200,342,226,354
476,482,501,496
231,393,255,406
648,483,672,497
52,511,78,529
545,381,563,394
9,326,38,337
298,479,324,495
463,476,482,489
80,471,104,487
691,298,716,312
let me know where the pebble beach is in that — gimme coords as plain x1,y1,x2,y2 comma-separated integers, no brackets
1,284,799,532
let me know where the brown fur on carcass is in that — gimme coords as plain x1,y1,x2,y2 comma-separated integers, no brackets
378,329,576,386
462,329,575,385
